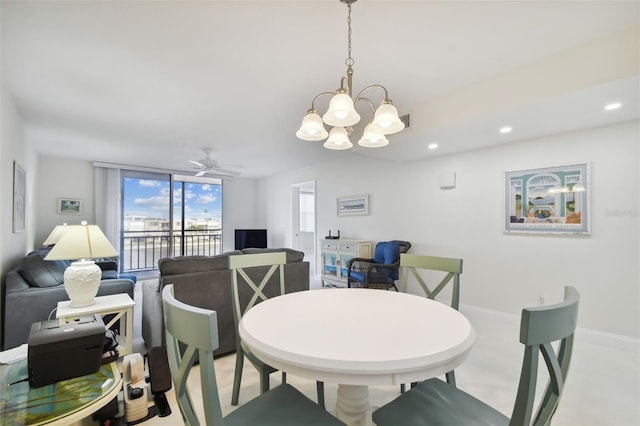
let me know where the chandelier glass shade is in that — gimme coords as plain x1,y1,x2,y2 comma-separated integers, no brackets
295,110,328,141
358,122,389,148
296,0,404,150
324,127,353,150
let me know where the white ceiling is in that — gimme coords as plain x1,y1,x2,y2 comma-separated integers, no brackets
2,1,639,178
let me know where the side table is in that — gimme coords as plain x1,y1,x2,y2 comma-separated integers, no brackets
57,293,135,356
0,359,121,425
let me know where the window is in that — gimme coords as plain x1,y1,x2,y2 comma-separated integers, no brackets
120,171,222,272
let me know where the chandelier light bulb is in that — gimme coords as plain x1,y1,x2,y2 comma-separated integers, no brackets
296,111,329,141
323,91,361,127
323,127,353,150
372,101,404,135
358,122,389,148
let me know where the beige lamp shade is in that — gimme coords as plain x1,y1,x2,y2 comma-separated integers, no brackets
45,222,117,261
43,223,70,246
44,222,118,307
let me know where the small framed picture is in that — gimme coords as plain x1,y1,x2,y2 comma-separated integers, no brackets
337,194,369,216
57,198,83,215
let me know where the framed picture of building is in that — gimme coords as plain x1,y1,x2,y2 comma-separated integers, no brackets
505,163,590,235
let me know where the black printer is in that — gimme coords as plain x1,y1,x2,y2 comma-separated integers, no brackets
28,314,106,387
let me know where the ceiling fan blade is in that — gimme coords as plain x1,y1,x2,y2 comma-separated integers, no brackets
194,170,207,177
189,160,205,167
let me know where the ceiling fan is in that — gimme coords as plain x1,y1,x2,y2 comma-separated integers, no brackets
188,148,240,177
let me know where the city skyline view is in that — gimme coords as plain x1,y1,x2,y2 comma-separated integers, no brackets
123,177,222,223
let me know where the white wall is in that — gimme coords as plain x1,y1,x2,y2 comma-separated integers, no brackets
0,86,39,345
221,178,260,252
35,158,96,245
258,120,639,339
0,89,39,267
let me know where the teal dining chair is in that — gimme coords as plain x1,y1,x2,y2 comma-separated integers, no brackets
399,253,463,391
162,285,345,426
373,286,580,426
229,252,324,408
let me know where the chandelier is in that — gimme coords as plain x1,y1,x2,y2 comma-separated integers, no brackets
296,0,405,150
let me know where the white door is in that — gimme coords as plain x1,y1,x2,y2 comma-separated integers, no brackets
291,181,316,274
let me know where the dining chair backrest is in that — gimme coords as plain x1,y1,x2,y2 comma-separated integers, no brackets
372,286,580,426
162,284,224,425
229,252,287,326
399,253,463,310
511,285,579,425
228,252,325,407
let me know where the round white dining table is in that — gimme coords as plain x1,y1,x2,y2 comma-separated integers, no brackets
238,288,475,425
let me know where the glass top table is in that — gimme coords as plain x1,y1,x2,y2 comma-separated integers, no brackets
0,359,121,426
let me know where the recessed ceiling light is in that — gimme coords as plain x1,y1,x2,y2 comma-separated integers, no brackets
428,143,438,150
604,102,622,111
500,126,512,134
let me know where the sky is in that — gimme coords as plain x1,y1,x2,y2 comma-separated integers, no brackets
122,178,222,222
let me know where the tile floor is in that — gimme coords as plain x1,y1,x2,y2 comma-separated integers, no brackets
127,278,639,426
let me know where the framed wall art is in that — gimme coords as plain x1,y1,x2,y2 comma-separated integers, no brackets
505,162,590,235
337,194,369,216
13,161,26,233
57,198,83,215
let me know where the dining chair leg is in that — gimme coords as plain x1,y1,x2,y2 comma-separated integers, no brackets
282,371,287,384
260,368,270,394
400,384,406,393
446,370,456,387
231,352,244,406
317,381,325,409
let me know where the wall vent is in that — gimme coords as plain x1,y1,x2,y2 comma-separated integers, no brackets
400,113,410,129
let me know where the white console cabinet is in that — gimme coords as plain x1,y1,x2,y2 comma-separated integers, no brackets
320,239,372,287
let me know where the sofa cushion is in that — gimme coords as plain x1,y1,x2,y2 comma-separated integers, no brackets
240,248,305,263
158,251,243,276
100,270,119,280
19,251,69,288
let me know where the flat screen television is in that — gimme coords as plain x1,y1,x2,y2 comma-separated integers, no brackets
235,229,267,250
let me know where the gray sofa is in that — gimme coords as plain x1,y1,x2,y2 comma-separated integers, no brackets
3,248,135,350
142,248,310,357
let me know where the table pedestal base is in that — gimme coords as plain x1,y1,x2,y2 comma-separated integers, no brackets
335,384,370,426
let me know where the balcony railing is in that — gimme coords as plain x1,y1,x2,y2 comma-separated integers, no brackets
121,229,222,272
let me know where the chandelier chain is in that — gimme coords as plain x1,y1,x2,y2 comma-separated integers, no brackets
296,0,404,149
345,4,354,67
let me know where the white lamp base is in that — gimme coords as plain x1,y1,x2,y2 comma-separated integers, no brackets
64,260,102,308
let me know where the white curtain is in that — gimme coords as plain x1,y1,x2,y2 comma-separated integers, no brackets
94,166,121,248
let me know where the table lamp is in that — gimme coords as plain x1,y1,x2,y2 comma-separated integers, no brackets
44,221,118,307
42,223,69,246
